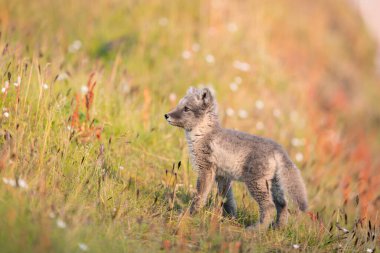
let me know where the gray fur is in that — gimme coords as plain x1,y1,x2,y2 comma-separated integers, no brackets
165,87,308,229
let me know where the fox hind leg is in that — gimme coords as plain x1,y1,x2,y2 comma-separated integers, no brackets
271,175,288,227
246,179,276,230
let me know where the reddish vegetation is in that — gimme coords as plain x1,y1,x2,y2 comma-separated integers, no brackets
70,73,102,143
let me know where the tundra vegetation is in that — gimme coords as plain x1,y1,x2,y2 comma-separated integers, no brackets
0,0,379,252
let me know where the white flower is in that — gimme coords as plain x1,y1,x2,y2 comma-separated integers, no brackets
1,87,6,93
158,17,168,26
81,85,89,94
42,83,49,90
119,166,125,171
234,76,242,84
169,92,177,102
68,40,82,53
292,244,300,249
295,152,304,162
182,50,192,60
3,112,9,118
256,121,264,130
13,82,19,87
273,109,281,118
3,178,16,187
238,109,248,119
191,43,200,52
56,219,67,229
366,248,374,253
227,22,238,33
255,100,264,110
229,82,238,91
233,60,250,72
48,212,56,219
205,54,215,64
78,243,89,251
57,72,69,81
18,178,28,189
291,138,305,147
225,108,235,117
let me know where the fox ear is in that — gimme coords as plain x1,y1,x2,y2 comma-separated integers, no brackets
187,87,197,95
200,88,212,106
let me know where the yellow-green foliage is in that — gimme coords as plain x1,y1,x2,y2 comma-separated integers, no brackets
0,0,379,252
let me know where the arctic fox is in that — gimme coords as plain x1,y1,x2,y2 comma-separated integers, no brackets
165,87,307,229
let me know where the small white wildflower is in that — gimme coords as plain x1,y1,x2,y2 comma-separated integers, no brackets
292,244,300,249
68,40,82,53
295,152,304,162
273,109,282,118
1,87,6,93
366,248,374,253
291,138,299,147
14,82,19,87
67,125,72,131
225,108,235,117
3,112,9,118
120,81,130,94
42,83,49,90
158,17,168,26
191,43,200,52
48,212,56,219
238,109,248,119
233,60,250,72
119,166,125,171
80,85,89,94
291,138,305,147
3,178,16,187
182,50,192,60
56,219,67,229
57,72,69,81
78,243,89,251
256,121,264,130
227,22,238,33
234,76,242,84
205,54,215,64
229,82,238,92
169,92,177,102
255,100,264,110
18,178,28,189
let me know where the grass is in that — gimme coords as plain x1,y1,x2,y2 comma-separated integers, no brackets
0,0,380,252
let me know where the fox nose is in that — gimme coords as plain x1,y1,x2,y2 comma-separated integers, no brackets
164,114,169,119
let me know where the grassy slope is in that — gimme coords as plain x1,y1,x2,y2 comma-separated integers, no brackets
0,0,379,252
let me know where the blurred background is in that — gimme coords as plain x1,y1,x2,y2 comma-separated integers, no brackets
0,0,380,252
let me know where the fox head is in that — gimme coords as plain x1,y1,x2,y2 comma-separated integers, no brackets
165,87,218,131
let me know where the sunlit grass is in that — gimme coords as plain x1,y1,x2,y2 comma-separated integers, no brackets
0,0,379,252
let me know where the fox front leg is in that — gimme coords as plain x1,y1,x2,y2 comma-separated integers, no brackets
190,168,215,214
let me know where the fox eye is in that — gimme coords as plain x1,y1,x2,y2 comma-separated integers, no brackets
184,106,190,112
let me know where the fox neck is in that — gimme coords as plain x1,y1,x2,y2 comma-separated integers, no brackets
185,111,220,144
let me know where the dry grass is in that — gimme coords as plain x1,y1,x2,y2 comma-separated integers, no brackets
0,0,379,252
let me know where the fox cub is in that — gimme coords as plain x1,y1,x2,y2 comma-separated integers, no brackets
165,87,307,229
